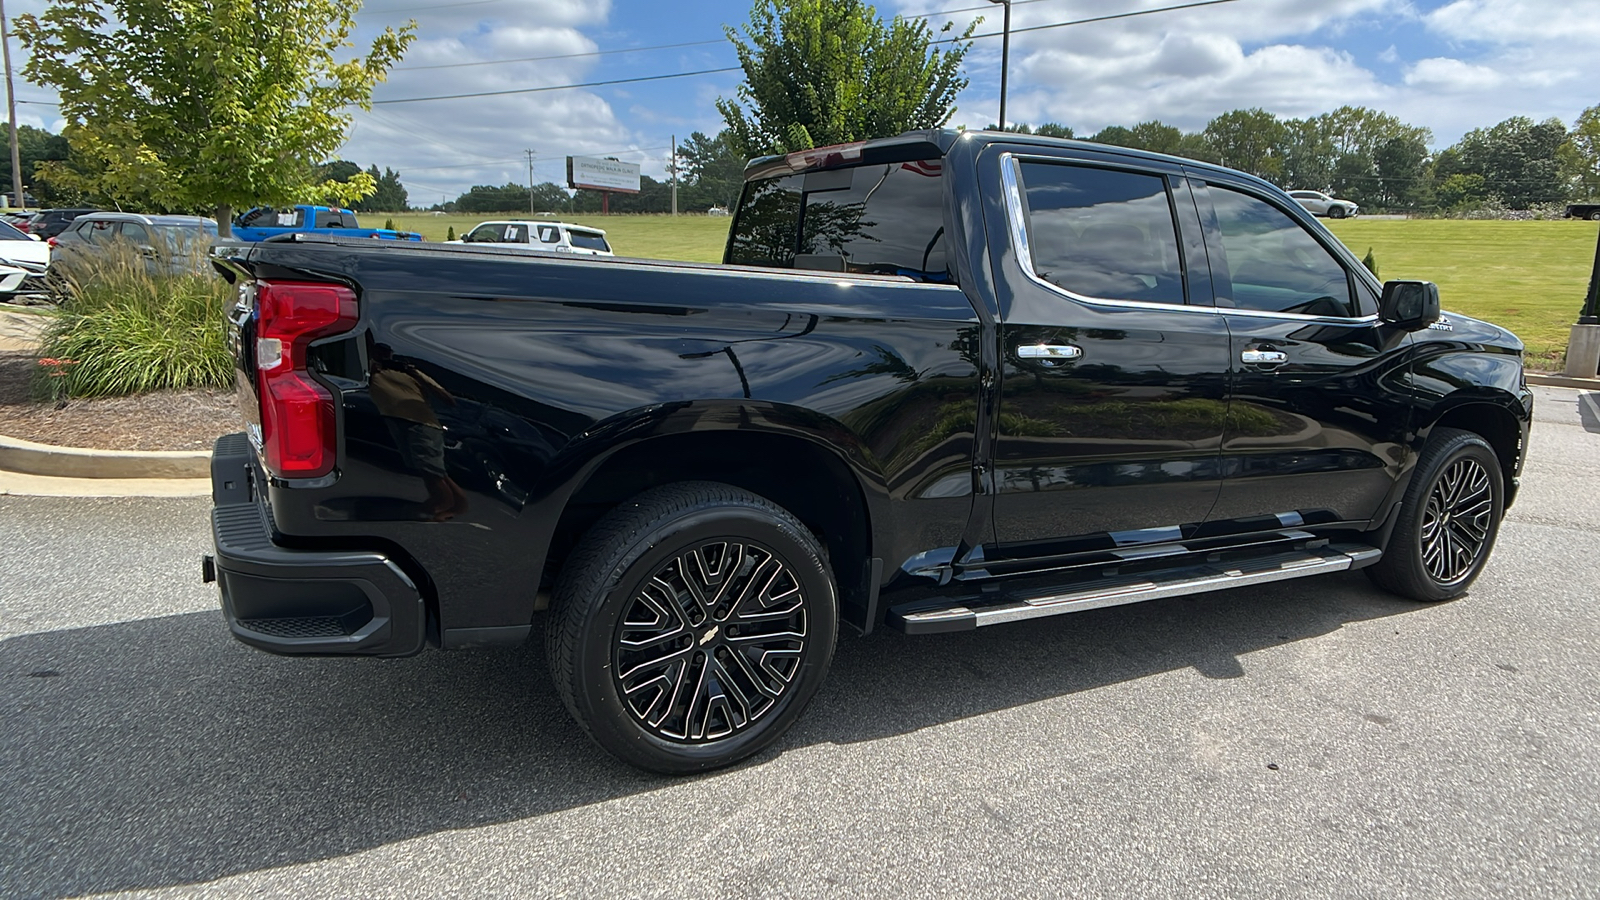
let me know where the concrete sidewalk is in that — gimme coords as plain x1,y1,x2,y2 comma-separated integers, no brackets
0,305,49,352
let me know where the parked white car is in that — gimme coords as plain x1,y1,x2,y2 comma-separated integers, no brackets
1288,190,1360,219
0,218,50,300
450,220,614,256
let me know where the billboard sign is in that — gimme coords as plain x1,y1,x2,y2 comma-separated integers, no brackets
567,156,642,194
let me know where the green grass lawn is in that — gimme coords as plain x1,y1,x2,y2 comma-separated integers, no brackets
384,212,734,263
377,211,1597,366
1326,218,1599,366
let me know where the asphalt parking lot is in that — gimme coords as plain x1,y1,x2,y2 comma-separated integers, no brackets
3,386,1598,898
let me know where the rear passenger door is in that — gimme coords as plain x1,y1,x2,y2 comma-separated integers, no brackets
1192,176,1413,527
987,149,1232,549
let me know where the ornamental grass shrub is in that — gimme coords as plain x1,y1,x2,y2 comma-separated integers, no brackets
38,242,234,399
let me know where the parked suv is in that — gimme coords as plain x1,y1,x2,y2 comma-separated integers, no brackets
1288,190,1359,219
450,219,613,255
50,212,219,273
27,207,99,240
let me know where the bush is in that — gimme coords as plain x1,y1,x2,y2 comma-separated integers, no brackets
446,225,455,241
38,242,234,398
1362,247,1380,279
384,217,395,230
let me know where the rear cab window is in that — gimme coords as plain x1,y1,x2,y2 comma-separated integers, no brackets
726,158,950,282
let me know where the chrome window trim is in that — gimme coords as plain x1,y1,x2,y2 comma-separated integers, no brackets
1001,152,1378,326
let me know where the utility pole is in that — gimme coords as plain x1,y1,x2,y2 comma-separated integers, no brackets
670,134,678,217
1,0,25,211
987,0,1011,132
525,148,536,216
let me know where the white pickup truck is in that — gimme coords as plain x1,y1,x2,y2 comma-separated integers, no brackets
450,220,614,256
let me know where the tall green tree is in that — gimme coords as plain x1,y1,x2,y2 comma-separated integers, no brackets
678,130,747,209
1559,104,1600,201
717,0,976,156
355,165,409,212
1450,116,1569,208
1202,109,1287,181
17,0,414,235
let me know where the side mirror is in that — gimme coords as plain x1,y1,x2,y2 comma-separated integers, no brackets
1379,280,1440,331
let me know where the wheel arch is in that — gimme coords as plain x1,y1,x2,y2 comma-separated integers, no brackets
538,403,888,632
1420,396,1527,500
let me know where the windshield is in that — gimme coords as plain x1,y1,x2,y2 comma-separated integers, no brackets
0,220,30,241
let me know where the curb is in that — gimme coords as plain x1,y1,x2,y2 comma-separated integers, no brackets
1525,373,1600,390
0,433,210,479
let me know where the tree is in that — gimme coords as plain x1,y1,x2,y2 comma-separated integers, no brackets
717,0,975,156
1202,109,1287,181
0,125,70,202
1559,104,1600,200
17,0,414,235
355,166,409,212
1450,116,1569,208
678,130,747,209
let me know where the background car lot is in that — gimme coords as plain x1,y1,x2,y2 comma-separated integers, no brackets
2,386,1597,898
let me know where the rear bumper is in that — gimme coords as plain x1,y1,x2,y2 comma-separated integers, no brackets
207,433,426,657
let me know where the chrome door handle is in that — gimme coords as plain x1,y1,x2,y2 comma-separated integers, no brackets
1241,349,1288,365
1018,344,1083,363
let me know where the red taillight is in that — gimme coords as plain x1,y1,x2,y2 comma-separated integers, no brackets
46,236,57,247
254,280,358,478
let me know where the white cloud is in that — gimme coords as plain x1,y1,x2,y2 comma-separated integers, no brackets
1425,0,1600,43
1403,56,1505,91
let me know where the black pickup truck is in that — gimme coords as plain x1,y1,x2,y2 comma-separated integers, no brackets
205,129,1531,773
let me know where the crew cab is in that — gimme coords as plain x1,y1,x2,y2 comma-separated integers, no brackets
231,205,423,242
449,220,613,256
205,129,1531,774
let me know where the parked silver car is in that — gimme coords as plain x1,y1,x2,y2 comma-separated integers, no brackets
1288,190,1359,219
49,212,219,274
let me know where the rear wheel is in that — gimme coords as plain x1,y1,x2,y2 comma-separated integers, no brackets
546,481,837,774
1589,210,1600,221
1368,428,1504,601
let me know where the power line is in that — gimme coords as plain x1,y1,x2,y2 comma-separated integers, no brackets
372,66,741,104
394,39,728,72
371,0,1249,103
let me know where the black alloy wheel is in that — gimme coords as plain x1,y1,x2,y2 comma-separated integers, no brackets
614,539,809,742
1368,427,1505,601
1418,456,1495,585
547,481,837,773
1329,206,1348,219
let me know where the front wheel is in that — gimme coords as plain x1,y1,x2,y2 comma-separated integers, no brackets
1329,206,1348,219
546,481,837,773
1367,428,1504,602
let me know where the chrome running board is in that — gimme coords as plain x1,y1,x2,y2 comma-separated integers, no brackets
889,543,1381,635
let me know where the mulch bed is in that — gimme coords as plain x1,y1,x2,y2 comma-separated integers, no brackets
0,350,240,452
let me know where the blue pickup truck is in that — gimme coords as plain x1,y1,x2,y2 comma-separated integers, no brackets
231,205,423,242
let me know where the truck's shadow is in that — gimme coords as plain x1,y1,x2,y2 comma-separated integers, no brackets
3,573,1412,897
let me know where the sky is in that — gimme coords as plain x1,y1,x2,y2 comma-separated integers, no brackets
5,0,1599,204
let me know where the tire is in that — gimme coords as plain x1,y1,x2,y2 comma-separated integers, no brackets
1329,206,1348,219
1589,210,1600,221
546,481,838,774
1367,428,1504,602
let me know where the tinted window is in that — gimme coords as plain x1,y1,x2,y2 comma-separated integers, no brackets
727,161,949,282
0,220,27,241
1018,162,1186,304
83,219,117,243
466,223,526,243
314,211,347,228
1208,186,1354,317
537,226,560,243
569,231,609,252
118,222,150,244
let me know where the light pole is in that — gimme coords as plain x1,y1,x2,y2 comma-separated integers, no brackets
1,0,25,210
987,0,1011,132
